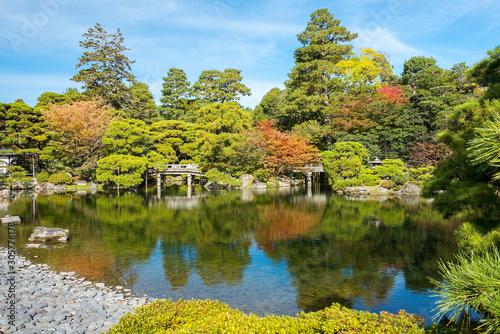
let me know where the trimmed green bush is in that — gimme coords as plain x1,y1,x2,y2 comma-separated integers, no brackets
36,171,49,183
359,169,381,186
205,168,242,187
380,179,396,189
48,172,74,185
374,159,408,185
107,299,425,334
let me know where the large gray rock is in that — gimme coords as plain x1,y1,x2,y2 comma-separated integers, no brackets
238,174,254,187
0,189,10,199
396,183,421,196
11,180,36,190
28,227,69,242
278,181,290,188
251,182,267,189
1,215,21,225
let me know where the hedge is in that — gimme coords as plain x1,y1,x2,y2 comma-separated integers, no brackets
107,299,425,333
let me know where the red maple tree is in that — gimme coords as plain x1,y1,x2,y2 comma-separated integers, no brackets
377,86,408,105
253,121,321,175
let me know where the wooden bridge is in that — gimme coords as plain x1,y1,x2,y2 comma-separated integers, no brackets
157,164,204,176
293,164,324,173
153,163,325,191
293,164,324,185
154,164,204,188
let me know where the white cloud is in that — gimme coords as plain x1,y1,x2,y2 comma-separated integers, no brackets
354,27,422,74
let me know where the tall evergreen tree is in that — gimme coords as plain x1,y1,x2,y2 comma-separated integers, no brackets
71,23,136,109
400,56,437,95
126,82,158,124
470,46,500,100
283,8,357,130
160,68,193,120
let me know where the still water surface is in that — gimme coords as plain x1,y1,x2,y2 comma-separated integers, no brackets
0,186,461,323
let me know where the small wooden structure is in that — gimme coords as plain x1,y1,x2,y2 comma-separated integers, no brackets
155,164,204,189
293,164,324,186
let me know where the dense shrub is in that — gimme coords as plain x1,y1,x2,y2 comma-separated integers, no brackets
36,171,49,183
254,168,271,182
409,166,434,183
380,179,396,189
374,159,408,185
107,299,425,334
205,168,242,187
322,142,369,190
48,172,74,185
358,169,381,186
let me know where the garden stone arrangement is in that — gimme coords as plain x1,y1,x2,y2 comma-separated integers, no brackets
0,248,152,333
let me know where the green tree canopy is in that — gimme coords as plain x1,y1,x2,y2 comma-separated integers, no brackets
322,142,370,190
102,118,152,157
160,68,194,120
283,8,357,130
400,56,437,95
253,87,285,125
468,100,500,182
196,102,252,134
124,82,158,123
0,101,47,156
193,69,251,104
71,23,136,109
470,46,500,100
149,120,198,165
96,154,147,189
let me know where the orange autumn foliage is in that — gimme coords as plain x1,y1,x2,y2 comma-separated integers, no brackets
253,121,321,175
42,98,114,164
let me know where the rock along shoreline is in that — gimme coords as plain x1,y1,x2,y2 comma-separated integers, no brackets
0,247,152,334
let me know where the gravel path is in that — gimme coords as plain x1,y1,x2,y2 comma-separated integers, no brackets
0,247,152,334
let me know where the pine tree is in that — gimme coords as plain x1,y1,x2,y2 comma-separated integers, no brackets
160,68,193,120
71,23,136,109
283,9,357,129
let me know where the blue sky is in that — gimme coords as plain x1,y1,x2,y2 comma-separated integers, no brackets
1,0,499,109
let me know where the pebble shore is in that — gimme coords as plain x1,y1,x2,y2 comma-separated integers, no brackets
0,247,152,334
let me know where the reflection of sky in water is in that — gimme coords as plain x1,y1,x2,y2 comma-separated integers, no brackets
132,239,300,317
353,272,436,323
1,191,461,325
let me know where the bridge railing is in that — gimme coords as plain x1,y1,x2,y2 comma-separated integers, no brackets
155,164,204,175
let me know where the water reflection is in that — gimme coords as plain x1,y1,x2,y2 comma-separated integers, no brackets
0,188,461,321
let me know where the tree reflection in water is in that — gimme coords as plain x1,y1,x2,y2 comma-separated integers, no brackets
1,188,461,319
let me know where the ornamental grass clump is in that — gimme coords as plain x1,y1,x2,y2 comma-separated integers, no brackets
107,299,425,333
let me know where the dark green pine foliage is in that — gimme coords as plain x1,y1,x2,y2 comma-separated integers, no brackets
469,46,500,101
160,68,194,121
126,82,158,124
283,8,357,130
400,56,437,95
192,69,251,104
0,101,47,155
253,87,285,125
71,23,136,109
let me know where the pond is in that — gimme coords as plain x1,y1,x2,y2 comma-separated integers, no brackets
0,186,461,323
